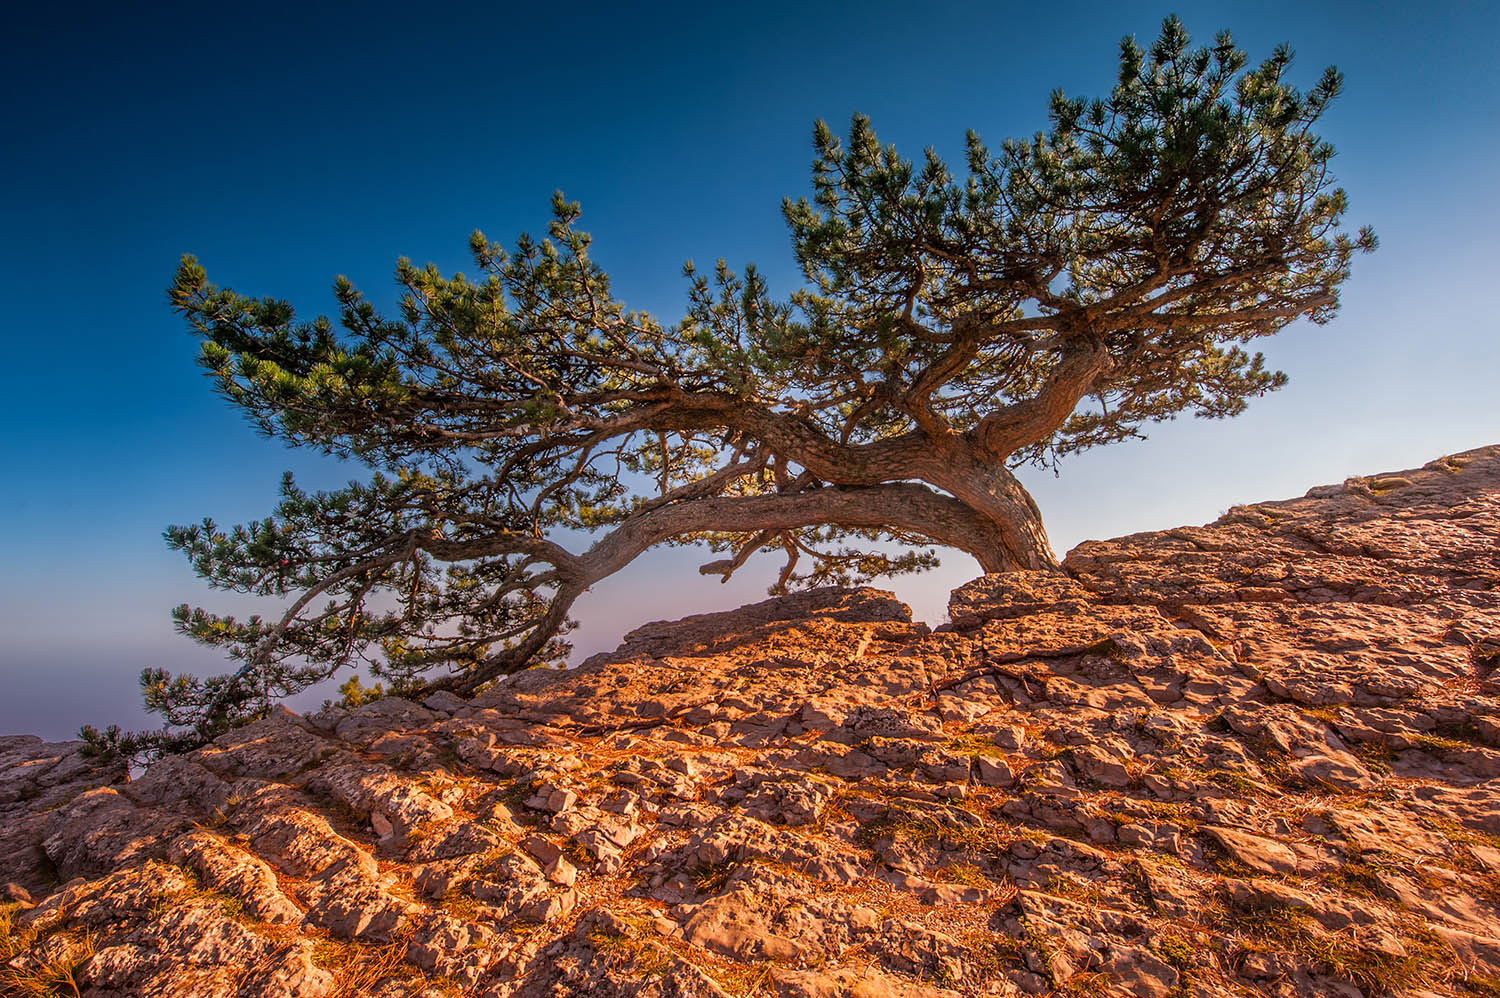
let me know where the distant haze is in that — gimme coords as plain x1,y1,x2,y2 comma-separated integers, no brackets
2,0,1497,741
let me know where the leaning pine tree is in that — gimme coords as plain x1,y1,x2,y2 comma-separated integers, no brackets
84,18,1374,758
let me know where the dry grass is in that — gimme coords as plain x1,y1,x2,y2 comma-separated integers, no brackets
853,799,1010,859
1043,873,1104,907
711,960,775,995
1413,732,1475,755
689,861,736,895
1056,970,1112,995
586,919,682,981
0,929,96,998
1,902,25,962
314,930,417,998
932,863,991,889
1226,901,1453,994
1461,973,1500,996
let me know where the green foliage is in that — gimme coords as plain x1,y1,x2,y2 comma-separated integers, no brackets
783,15,1372,465
105,17,1371,756
334,676,388,708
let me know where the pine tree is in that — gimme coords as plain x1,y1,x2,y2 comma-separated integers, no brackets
85,18,1373,759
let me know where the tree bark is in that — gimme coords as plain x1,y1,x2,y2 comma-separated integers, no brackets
579,481,1023,578
634,390,1075,572
924,449,1059,571
442,477,1053,691
450,582,583,694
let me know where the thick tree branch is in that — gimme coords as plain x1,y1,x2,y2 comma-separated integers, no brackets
970,339,1114,460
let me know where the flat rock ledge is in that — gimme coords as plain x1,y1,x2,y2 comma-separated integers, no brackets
4,445,1500,998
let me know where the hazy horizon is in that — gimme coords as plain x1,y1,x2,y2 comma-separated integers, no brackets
3,0,1497,741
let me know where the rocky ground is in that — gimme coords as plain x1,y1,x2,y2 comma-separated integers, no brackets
3,445,1500,998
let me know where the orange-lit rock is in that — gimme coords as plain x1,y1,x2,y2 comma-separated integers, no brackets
4,445,1499,997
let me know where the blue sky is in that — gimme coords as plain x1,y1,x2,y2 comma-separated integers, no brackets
2,1,1497,739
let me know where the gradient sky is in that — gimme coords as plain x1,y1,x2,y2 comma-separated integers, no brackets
2,1,1497,740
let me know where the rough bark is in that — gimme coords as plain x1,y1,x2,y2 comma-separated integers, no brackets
446,480,1037,690
627,389,1077,571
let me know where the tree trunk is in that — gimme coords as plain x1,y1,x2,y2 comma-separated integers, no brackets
655,396,1064,571
449,582,584,694
929,452,1059,572
578,481,1024,579
441,475,1055,691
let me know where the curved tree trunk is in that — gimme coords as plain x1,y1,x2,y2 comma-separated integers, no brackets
433,391,1077,694
578,481,1024,577
645,394,1069,571
446,476,1056,692
447,582,585,694
926,450,1059,571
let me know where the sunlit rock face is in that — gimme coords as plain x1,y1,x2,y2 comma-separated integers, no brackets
3,445,1499,998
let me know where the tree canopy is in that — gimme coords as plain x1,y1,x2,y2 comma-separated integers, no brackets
85,17,1373,758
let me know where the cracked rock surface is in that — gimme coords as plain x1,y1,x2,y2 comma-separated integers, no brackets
3,445,1500,997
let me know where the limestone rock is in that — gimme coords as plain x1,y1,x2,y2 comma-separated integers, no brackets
168,829,302,923
1203,824,1301,875
3,444,1499,997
